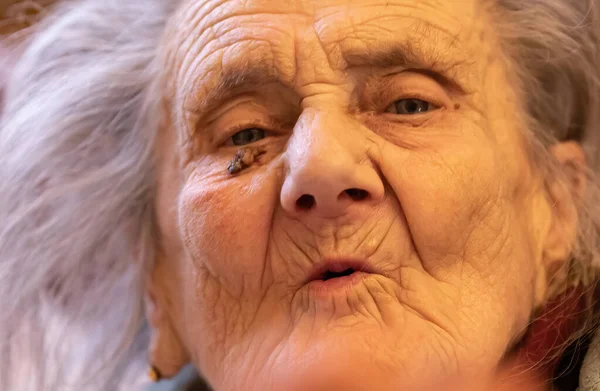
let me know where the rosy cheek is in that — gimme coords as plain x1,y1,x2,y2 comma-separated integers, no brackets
178,172,279,289
179,180,237,266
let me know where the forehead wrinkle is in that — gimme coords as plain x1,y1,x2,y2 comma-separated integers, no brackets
172,5,311,73
173,0,482,116
168,11,301,103
166,0,226,86
351,1,472,26
311,2,477,83
313,2,467,46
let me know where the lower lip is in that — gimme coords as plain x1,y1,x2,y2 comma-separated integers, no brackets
306,271,370,297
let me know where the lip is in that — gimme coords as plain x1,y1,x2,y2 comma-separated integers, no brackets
306,271,372,297
304,259,375,296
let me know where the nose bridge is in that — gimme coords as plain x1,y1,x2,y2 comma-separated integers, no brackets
281,109,384,217
290,109,357,171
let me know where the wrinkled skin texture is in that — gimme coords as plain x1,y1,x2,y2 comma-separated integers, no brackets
150,0,578,390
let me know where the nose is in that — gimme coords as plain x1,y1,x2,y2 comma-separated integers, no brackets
280,111,385,219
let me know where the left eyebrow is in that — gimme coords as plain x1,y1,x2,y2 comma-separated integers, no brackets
183,63,289,118
342,39,469,84
343,42,420,69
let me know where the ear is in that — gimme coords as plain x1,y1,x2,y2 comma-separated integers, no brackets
537,141,586,298
550,141,587,198
145,262,190,380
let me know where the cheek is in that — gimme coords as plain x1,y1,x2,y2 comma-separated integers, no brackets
382,132,521,261
380,137,503,265
178,169,279,294
378,133,536,330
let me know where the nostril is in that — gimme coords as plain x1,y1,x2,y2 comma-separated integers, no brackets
343,188,369,201
296,194,315,210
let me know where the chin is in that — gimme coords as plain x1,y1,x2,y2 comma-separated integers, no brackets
261,352,450,391
270,363,400,391
223,278,471,391
240,324,462,391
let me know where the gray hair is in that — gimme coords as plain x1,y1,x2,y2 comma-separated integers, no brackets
0,0,175,390
0,0,599,390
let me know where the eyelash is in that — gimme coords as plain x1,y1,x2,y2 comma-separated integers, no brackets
384,91,446,113
221,120,278,146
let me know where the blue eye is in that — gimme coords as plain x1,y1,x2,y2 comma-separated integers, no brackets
231,128,265,146
386,99,436,115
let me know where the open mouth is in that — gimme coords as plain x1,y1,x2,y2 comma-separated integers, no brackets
321,268,357,281
306,260,373,285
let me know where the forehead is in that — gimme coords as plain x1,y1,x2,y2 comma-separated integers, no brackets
166,0,487,106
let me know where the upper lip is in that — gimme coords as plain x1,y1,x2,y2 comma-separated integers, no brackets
304,258,375,284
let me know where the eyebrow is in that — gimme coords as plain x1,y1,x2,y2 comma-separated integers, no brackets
184,64,288,119
342,40,465,78
344,43,421,69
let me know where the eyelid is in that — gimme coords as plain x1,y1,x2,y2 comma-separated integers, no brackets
388,94,444,111
219,118,282,147
376,71,452,111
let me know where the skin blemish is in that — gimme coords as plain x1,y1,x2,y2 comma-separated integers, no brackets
227,147,266,174
454,103,461,110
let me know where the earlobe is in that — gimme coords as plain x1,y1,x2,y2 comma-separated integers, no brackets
146,271,190,381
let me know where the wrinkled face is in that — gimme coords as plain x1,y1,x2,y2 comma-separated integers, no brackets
154,0,552,389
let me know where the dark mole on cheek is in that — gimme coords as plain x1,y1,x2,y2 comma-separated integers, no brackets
227,147,266,174
454,103,461,110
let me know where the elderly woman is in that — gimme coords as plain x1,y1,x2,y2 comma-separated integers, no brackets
1,0,600,390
